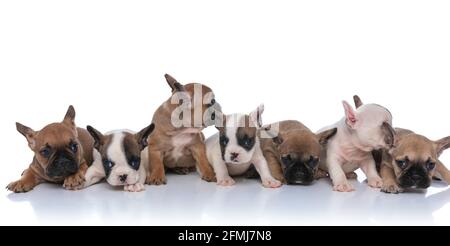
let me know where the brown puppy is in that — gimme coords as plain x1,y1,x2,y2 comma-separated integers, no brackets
7,106,94,192
353,95,450,193
260,120,337,185
146,74,221,185
378,129,450,193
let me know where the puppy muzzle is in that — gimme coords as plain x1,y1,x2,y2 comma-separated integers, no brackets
46,152,78,178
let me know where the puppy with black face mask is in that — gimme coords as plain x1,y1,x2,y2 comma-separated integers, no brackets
205,104,281,188
7,106,94,193
82,124,155,192
260,121,337,185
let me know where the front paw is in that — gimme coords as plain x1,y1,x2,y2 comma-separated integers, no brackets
368,176,383,188
145,173,167,185
262,177,282,188
201,172,217,182
6,180,35,193
124,183,145,192
381,181,404,194
217,176,235,186
333,181,355,192
63,172,85,190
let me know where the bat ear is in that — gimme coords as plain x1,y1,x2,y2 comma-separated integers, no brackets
342,100,357,129
86,125,104,150
16,122,37,150
249,104,264,128
135,123,155,150
316,128,338,145
165,74,184,92
62,105,76,131
353,95,364,109
434,136,450,156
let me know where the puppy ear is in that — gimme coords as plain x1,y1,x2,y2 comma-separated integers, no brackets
435,136,450,156
381,122,396,148
86,125,104,150
272,136,283,145
353,95,364,109
249,104,264,128
16,122,37,150
62,105,76,130
316,128,338,145
165,74,184,92
342,100,357,128
135,123,155,150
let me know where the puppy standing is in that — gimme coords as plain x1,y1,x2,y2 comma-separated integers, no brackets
260,120,337,185
206,105,281,188
7,106,94,192
81,124,154,192
318,96,395,192
146,74,221,185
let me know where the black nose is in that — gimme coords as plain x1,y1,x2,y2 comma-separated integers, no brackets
230,152,239,161
119,174,128,183
411,174,422,182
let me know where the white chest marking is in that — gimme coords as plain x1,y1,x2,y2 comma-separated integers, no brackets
171,133,194,160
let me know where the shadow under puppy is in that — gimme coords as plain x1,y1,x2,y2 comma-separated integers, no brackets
82,123,155,192
146,74,221,185
7,106,94,193
260,120,337,185
317,96,395,192
206,104,281,188
351,96,450,194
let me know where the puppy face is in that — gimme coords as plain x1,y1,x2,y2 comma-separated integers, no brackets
390,133,450,189
87,124,154,186
216,105,264,164
165,74,222,129
272,128,337,185
344,97,395,151
16,106,83,179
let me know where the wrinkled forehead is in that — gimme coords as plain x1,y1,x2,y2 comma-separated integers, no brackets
281,131,320,156
395,134,436,159
359,104,392,123
36,123,76,146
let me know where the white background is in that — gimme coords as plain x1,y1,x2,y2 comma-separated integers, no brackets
0,0,449,225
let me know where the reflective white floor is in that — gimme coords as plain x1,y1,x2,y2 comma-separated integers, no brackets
2,170,450,226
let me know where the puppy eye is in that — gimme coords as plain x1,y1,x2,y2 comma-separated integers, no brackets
70,142,78,153
395,159,408,169
40,148,51,158
281,154,293,165
129,157,140,170
103,159,114,169
219,135,229,146
426,160,436,171
207,99,216,107
307,156,319,169
243,136,253,147
211,112,215,120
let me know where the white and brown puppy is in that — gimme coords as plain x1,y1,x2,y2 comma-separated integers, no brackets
146,74,221,185
318,96,395,192
378,129,450,193
82,124,154,192
206,105,282,188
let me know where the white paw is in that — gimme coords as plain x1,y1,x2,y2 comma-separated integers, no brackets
124,183,145,192
333,181,355,192
262,177,282,188
368,176,383,188
217,176,235,186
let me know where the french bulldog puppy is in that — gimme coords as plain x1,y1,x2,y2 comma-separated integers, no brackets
378,129,450,193
82,123,155,192
146,74,221,185
206,105,281,188
7,106,94,193
353,95,450,193
318,96,395,192
260,120,337,185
